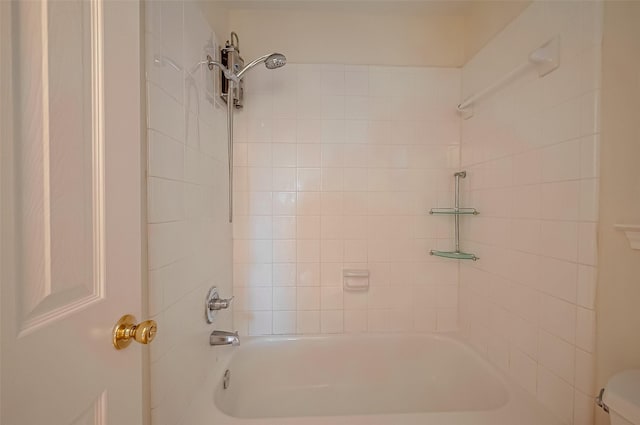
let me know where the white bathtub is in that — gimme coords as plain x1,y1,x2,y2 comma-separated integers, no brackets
184,334,561,425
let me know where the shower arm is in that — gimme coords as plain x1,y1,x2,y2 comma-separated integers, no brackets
206,58,240,83
235,54,271,80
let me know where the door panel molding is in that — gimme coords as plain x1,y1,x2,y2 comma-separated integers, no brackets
17,0,106,337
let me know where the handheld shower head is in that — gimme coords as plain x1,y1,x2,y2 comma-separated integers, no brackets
236,52,287,79
265,53,286,69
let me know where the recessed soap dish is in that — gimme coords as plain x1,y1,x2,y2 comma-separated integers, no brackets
615,224,640,250
343,269,369,291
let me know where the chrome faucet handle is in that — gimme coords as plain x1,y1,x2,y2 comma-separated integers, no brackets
205,287,233,323
210,295,234,311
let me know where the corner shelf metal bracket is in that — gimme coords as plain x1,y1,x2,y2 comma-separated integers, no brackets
429,171,479,261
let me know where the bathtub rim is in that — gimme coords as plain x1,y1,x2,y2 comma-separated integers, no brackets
193,332,562,425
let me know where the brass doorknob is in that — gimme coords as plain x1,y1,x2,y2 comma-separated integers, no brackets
112,314,157,350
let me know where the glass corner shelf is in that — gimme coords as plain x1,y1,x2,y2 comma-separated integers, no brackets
430,250,479,261
429,208,479,215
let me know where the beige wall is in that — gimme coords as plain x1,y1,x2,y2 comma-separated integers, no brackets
464,0,531,61
197,0,229,42
596,2,640,424
228,8,465,67
196,1,533,68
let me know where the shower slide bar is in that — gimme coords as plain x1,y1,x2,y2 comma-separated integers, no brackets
457,36,560,119
203,32,286,222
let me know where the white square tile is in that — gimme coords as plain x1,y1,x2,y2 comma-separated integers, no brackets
437,309,458,331
344,310,368,333
272,167,297,191
273,287,296,311
321,168,344,191
579,178,599,222
248,167,273,191
273,239,296,263
248,191,273,215
297,168,321,191
541,181,580,221
414,309,437,332
322,144,345,168
540,295,576,344
297,310,320,334
297,192,321,216
273,192,297,215
321,216,344,239
297,262,321,286
321,310,344,333
580,135,600,178
273,263,296,286
321,120,346,144
539,330,575,384
321,286,344,310
538,257,578,303
576,307,596,353
297,144,322,167
273,216,296,240
318,261,342,286
272,143,297,167
273,311,296,334
537,366,574,424
297,239,320,263
297,216,321,239
539,221,579,262
575,348,595,395
148,178,184,223
509,348,537,395
248,143,272,167
321,240,344,262
344,240,368,263
577,265,597,309
297,286,320,310
344,291,368,310
578,222,598,266
321,192,343,215
248,311,273,335
345,71,369,96
148,130,184,180
574,389,595,425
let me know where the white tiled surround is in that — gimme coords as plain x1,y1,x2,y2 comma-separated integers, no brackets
232,64,462,335
145,2,232,425
458,2,602,424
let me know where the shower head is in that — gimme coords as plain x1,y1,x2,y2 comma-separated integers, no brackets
265,53,287,69
236,52,287,79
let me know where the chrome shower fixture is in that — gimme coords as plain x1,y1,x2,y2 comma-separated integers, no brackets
202,31,287,223
266,53,287,69
206,52,287,83
235,53,287,79
206,55,240,83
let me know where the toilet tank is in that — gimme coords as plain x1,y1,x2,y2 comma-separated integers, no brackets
604,370,640,425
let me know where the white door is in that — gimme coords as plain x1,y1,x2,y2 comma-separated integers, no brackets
1,1,145,424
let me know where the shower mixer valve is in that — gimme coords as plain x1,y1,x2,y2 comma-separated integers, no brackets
205,286,234,323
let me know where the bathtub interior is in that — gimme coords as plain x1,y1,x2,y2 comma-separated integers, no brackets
214,334,510,419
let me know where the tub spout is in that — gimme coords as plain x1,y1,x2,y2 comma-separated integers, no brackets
210,330,240,346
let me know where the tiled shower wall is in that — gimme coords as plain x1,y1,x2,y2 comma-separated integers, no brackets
232,65,462,335
459,2,602,425
145,2,232,425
